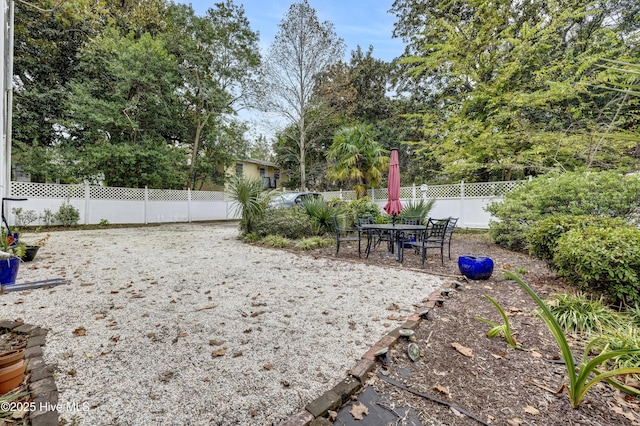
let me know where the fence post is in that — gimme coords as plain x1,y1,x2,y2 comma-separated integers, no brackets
144,186,149,225
187,188,192,223
340,189,343,200
84,182,90,225
460,181,465,227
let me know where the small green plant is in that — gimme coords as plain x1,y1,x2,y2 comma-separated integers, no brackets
259,235,290,248
476,294,520,349
243,232,261,243
545,292,623,335
40,209,56,226
0,388,30,419
98,218,110,227
11,208,38,227
295,236,334,250
54,201,80,226
504,270,640,408
593,327,640,374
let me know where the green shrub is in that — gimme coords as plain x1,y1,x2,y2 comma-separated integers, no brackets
592,327,640,373
259,235,291,248
243,232,261,243
526,215,628,261
55,201,80,226
254,208,313,239
487,171,640,251
554,225,640,306
295,236,334,250
344,196,381,226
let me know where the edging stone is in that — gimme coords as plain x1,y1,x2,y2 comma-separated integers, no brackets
1,322,58,426
277,280,461,425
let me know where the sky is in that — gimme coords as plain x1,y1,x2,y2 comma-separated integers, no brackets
180,0,405,62
176,0,406,142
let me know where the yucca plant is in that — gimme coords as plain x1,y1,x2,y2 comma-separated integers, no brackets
399,199,435,224
301,197,334,234
504,270,640,408
476,294,520,349
226,176,275,234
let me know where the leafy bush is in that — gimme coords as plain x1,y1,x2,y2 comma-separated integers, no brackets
526,215,628,260
40,209,55,226
301,197,336,234
295,236,334,250
554,225,640,306
226,176,275,234
55,202,80,226
243,232,261,243
487,171,640,251
254,208,313,239
344,196,381,226
12,208,38,227
592,327,640,373
259,235,291,248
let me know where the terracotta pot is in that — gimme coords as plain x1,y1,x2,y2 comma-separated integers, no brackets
0,359,25,394
0,349,24,368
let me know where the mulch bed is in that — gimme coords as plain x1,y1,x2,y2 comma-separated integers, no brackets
296,232,640,425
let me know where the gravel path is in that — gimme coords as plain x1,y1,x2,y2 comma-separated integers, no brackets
1,223,446,425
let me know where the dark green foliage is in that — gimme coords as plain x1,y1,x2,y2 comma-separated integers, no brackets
554,225,640,306
300,197,335,234
54,202,80,227
254,208,314,239
487,171,640,251
399,199,435,224
545,293,624,334
526,215,628,261
344,197,381,226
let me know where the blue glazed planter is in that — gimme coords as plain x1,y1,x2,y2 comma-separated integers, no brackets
458,255,494,280
0,258,20,286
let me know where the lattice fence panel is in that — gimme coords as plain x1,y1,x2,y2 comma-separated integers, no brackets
371,188,387,200
191,190,227,202
147,189,189,201
322,191,342,201
340,190,357,201
426,184,462,198
399,187,413,199
90,186,145,200
463,181,526,197
11,182,85,199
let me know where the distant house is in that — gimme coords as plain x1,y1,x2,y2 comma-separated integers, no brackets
231,158,288,190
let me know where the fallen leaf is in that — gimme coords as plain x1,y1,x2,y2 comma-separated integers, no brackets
350,402,368,420
451,342,473,357
209,339,225,346
507,418,523,426
524,405,540,415
450,407,464,418
263,364,273,370
72,327,87,336
211,348,226,358
491,353,502,359
433,385,449,396
178,332,188,338
387,303,399,311
328,410,338,421
530,350,542,358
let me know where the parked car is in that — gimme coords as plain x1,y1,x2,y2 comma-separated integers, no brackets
269,191,322,208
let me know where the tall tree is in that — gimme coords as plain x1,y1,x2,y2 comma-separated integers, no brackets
261,0,345,190
326,123,389,197
390,0,640,181
164,1,261,189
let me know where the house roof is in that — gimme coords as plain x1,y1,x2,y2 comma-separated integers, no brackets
242,158,280,168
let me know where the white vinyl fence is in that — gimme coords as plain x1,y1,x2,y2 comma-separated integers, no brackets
8,180,526,229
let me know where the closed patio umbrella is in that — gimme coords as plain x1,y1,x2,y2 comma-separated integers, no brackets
383,149,402,221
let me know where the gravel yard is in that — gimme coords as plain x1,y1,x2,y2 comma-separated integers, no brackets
0,223,446,425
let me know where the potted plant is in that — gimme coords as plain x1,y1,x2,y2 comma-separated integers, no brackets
0,228,25,286
19,233,49,262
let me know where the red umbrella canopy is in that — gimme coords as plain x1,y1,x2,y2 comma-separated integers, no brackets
383,149,403,216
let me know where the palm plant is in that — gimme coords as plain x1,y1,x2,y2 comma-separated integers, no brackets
226,176,274,234
326,123,388,198
300,197,334,234
399,199,435,224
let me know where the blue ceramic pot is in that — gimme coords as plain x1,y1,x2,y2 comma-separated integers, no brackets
458,255,494,280
0,258,20,286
